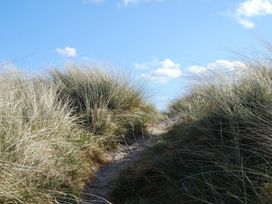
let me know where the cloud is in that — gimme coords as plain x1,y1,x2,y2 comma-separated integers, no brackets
188,60,246,74
231,0,272,29
188,65,208,74
134,62,149,69
237,0,272,17
118,0,163,7
237,18,255,28
134,58,160,69
137,59,245,83
119,0,138,6
82,0,163,7
138,58,182,83
56,47,77,57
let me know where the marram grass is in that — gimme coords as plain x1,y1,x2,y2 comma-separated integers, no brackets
49,67,155,147
0,65,154,203
110,64,272,204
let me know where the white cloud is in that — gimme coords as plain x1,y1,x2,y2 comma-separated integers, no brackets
120,0,138,6
82,0,163,6
237,0,272,17
188,65,208,74
139,58,182,83
119,0,162,7
231,0,272,28
134,58,159,69
188,60,246,75
238,18,255,28
134,62,149,69
138,59,245,82
56,47,77,57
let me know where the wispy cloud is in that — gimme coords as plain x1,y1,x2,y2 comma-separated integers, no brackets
119,0,138,6
230,0,272,29
137,58,182,83
134,58,159,69
56,47,77,57
118,0,163,7
237,18,255,29
82,0,163,6
188,60,246,75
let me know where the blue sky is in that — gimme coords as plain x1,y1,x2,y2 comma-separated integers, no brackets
1,0,272,109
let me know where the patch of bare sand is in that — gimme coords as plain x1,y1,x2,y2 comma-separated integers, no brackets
81,124,167,204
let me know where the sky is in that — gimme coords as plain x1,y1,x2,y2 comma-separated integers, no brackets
1,0,272,110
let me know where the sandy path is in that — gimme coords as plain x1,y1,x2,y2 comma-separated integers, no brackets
81,125,166,204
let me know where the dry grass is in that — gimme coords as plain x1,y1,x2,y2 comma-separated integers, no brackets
110,63,272,204
0,65,154,203
0,70,94,203
49,66,155,147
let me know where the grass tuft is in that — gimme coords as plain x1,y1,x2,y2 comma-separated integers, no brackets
49,66,155,147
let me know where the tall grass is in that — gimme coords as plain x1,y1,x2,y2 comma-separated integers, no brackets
110,63,272,204
0,65,153,203
0,70,97,203
50,66,154,147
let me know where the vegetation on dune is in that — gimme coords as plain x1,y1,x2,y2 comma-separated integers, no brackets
0,65,154,203
0,70,93,203
110,63,272,204
49,67,155,148
8,59,272,204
